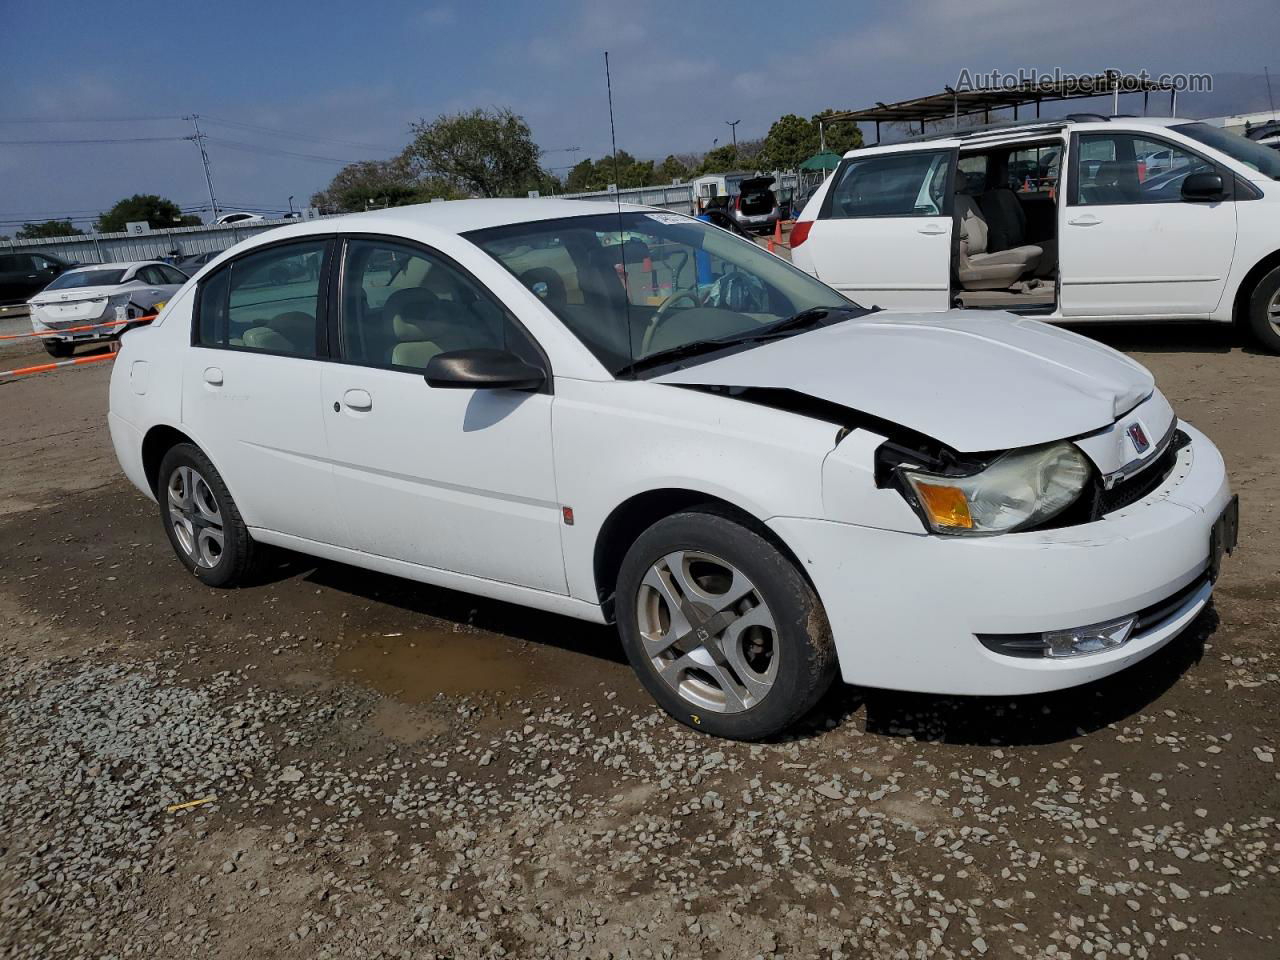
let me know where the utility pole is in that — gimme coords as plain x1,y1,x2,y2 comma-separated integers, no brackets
725,119,740,148
183,114,220,220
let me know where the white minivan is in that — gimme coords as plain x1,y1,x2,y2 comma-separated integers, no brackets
790,117,1280,352
109,199,1236,740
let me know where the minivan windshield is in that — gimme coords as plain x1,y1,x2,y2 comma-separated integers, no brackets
1175,122,1280,179
467,212,861,376
45,269,126,290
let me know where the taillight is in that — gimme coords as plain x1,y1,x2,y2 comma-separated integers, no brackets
789,220,813,247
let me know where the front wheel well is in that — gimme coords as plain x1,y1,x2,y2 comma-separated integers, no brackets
1232,249,1280,327
592,489,813,621
141,425,196,497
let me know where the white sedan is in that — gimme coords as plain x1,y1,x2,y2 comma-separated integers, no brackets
107,200,1236,740
29,260,188,357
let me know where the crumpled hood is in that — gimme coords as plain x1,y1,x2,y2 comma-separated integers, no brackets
655,311,1155,451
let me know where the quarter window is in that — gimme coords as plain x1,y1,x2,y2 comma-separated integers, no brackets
1075,134,1214,205
194,240,326,357
339,239,538,372
825,150,952,218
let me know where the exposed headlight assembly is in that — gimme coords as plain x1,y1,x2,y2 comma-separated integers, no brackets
897,441,1090,535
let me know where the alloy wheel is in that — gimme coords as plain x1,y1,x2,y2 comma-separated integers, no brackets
1269,288,1280,336
167,466,225,569
635,550,779,714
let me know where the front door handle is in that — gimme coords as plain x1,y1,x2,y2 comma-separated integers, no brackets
1068,214,1102,226
917,223,947,235
203,366,223,386
342,388,373,412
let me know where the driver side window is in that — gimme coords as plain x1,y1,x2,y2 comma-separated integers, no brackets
339,239,540,373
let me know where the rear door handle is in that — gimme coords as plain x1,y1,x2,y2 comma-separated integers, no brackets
1068,214,1102,226
342,388,373,412
917,224,947,235
203,366,223,386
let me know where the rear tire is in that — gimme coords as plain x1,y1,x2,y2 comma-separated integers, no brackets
1246,265,1280,353
44,341,72,358
157,443,256,587
616,509,838,741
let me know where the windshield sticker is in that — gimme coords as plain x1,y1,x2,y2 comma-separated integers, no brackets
645,213,692,225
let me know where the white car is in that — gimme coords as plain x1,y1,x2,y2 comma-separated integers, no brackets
214,212,265,225
107,200,1237,740
790,116,1280,352
29,260,188,358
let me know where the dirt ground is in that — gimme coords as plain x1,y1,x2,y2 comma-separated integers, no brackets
0,322,1276,960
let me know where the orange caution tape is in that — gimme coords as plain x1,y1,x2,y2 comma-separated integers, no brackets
0,352,116,380
0,314,157,341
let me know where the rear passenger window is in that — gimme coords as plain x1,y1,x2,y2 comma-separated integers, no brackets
195,241,326,357
825,150,952,218
340,239,539,372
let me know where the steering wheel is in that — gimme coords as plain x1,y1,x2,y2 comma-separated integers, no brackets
641,289,703,356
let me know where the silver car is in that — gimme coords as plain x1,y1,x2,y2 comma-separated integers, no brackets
28,260,188,358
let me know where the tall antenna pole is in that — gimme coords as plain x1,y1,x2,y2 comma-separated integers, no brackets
184,114,220,220
604,51,632,369
725,119,740,148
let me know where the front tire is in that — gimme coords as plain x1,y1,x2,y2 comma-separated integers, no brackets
1246,265,1280,353
616,509,838,740
44,341,72,358
157,443,256,587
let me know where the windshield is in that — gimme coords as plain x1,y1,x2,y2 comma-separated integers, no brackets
45,269,126,290
1175,122,1280,179
466,212,855,376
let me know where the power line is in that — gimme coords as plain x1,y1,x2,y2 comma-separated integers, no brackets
200,115,396,152
0,136,187,145
206,137,363,165
0,115,184,124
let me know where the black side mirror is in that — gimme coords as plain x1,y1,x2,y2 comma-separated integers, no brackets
425,348,545,392
1181,171,1225,202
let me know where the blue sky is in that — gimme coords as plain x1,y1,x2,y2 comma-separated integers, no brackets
2,0,1278,226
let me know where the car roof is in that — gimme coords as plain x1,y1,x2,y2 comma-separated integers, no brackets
225,198,665,252
65,260,161,274
845,116,1199,157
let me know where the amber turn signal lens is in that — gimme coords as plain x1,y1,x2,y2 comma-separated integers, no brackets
913,482,974,529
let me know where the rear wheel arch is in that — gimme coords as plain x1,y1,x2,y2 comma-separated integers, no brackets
141,424,198,498
591,488,815,621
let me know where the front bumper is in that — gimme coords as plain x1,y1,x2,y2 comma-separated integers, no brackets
770,422,1232,696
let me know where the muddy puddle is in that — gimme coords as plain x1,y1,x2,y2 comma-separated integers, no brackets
334,626,532,702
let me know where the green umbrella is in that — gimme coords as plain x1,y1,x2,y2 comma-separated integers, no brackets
799,150,842,171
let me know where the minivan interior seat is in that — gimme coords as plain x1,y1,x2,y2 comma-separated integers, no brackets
978,188,1057,279
954,196,1042,291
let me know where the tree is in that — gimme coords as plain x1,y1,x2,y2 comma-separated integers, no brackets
17,220,84,239
96,195,200,233
561,151,660,192
760,111,864,171
761,114,819,171
403,108,544,198
813,109,863,156
697,144,740,174
311,157,440,212
657,154,690,183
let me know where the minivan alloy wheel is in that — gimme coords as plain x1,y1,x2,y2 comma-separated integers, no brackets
167,465,224,569
636,550,779,714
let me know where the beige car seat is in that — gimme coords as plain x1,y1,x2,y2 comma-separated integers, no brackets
955,196,1042,291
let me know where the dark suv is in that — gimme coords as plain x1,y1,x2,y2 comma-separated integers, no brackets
0,251,74,305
